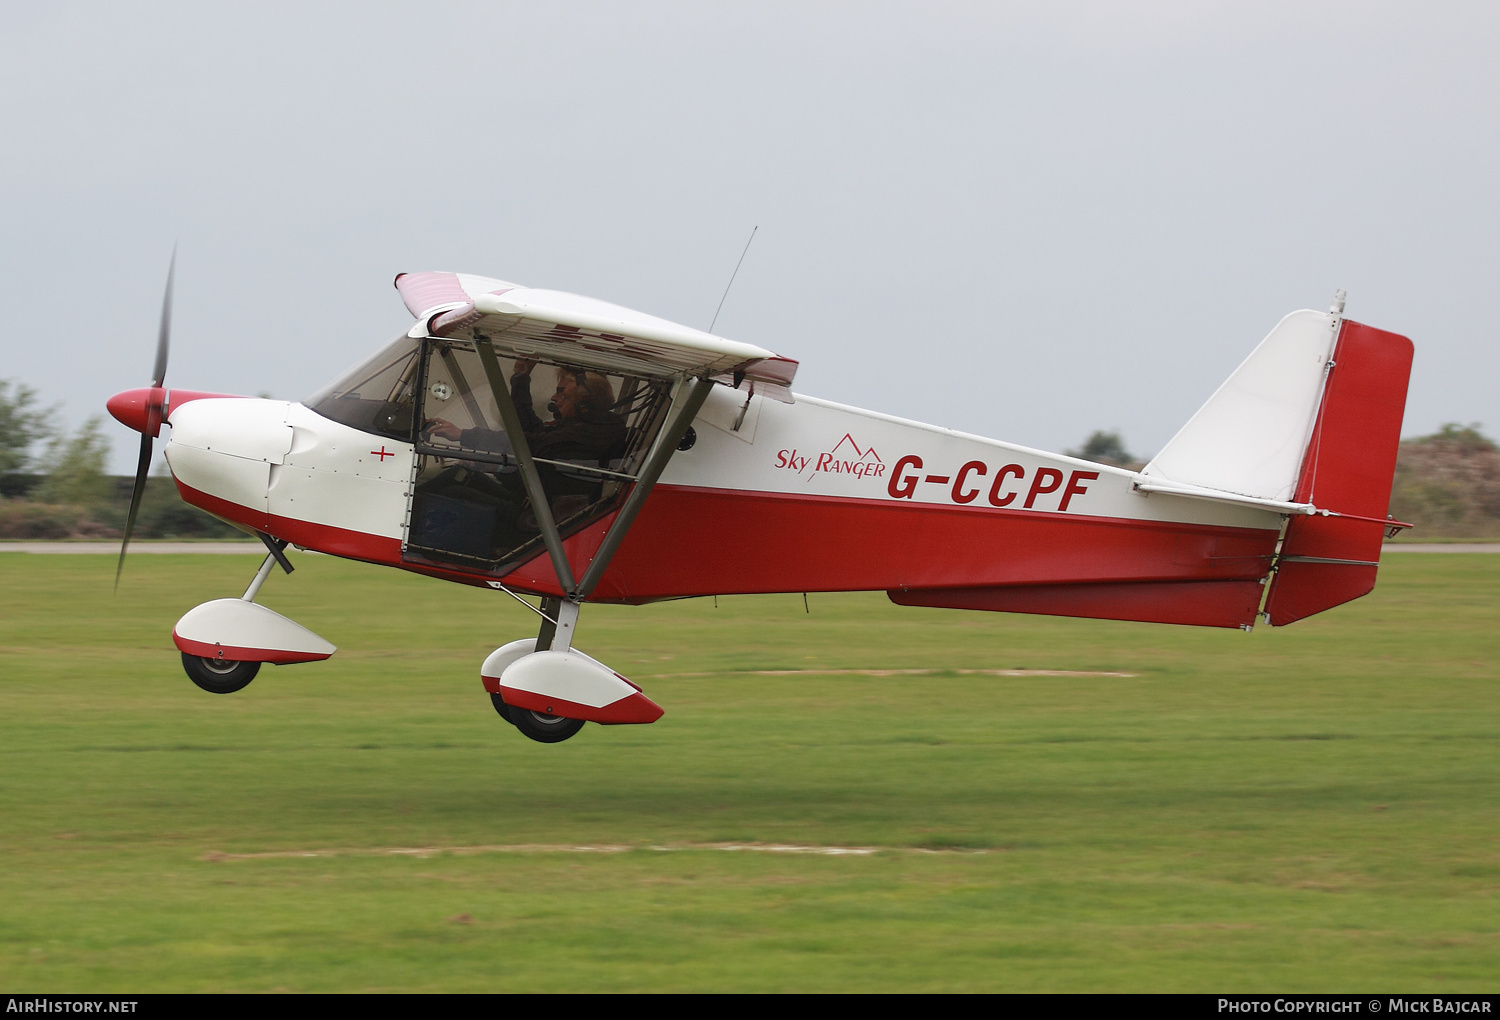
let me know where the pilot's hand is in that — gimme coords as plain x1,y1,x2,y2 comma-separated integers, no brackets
513,358,536,377
423,418,462,442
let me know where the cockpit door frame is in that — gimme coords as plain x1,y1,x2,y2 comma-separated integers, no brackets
397,336,433,561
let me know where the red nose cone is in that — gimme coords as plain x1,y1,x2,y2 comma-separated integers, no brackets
107,387,246,436
107,387,157,435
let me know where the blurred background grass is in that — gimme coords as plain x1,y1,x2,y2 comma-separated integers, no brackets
0,551,1496,991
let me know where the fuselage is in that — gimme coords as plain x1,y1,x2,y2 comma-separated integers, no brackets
158,383,1282,625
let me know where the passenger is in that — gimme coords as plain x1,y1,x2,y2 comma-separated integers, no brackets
425,360,626,464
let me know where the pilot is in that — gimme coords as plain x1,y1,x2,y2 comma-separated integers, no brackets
425,359,625,463
420,361,627,555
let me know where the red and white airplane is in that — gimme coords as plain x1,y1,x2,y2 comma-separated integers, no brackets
108,264,1413,743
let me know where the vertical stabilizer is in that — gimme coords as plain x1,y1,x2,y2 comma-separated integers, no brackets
1142,310,1339,502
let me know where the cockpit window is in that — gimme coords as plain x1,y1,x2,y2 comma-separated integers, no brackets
307,330,678,576
404,339,673,574
306,333,421,440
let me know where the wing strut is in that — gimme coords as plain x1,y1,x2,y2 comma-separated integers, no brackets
475,336,713,604
474,341,578,594
575,376,714,599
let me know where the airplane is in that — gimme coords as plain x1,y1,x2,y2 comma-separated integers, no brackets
107,263,1414,743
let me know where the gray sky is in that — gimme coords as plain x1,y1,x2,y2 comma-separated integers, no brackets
3,1,1496,473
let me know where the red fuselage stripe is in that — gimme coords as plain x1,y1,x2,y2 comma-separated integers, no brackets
175,478,1278,604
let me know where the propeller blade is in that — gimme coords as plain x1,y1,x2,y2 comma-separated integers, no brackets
152,247,174,388
118,248,177,589
115,422,153,590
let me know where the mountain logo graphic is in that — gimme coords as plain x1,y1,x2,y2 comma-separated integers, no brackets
828,434,883,463
773,434,888,481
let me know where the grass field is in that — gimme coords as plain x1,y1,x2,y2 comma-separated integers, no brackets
0,551,1497,992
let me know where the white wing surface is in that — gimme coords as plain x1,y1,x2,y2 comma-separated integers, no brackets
394,271,797,400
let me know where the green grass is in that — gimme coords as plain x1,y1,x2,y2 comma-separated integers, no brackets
1,552,1497,991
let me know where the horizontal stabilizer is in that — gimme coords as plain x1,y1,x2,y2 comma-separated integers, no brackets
1132,478,1315,516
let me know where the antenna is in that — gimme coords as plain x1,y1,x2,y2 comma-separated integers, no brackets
708,225,758,334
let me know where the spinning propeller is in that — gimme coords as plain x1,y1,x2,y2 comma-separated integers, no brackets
114,250,175,589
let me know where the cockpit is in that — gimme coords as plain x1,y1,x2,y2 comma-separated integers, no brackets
308,333,673,575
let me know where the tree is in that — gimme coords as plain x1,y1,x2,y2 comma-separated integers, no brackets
1067,430,1136,467
1387,422,1500,538
0,379,55,473
34,416,113,507
1416,422,1496,455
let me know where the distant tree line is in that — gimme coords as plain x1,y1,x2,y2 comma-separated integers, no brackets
1068,424,1500,540
1387,424,1500,538
3,379,1497,541
0,379,241,540
1067,430,1143,470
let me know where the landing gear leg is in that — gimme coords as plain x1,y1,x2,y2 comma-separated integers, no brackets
175,534,320,694
535,596,561,651
486,598,561,727
501,598,586,742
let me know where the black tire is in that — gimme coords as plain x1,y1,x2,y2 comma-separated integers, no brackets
509,706,586,743
181,653,260,694
490,692,514,724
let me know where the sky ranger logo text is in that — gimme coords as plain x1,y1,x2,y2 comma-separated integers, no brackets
775,434,886,481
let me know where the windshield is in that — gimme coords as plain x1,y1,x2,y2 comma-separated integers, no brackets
306,333,421,441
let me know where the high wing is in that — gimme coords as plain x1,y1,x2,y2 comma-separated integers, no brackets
394,271,798,401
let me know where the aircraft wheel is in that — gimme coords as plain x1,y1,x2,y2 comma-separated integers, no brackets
490,692,514,724
510,707,586,743
181,653,260,694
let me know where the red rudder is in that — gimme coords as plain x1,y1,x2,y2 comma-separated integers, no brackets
1263,319,1413,625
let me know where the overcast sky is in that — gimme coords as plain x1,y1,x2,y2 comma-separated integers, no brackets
3,1,1496,473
